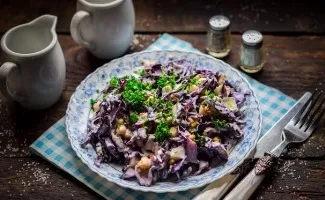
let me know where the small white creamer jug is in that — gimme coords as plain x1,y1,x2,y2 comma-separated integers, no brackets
0,15,66,110
70,0,135,59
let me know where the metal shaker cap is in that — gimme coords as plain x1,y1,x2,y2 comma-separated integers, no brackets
242,30,263,47
209,15,230,31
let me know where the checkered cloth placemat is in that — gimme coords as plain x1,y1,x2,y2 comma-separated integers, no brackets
30,33,296,199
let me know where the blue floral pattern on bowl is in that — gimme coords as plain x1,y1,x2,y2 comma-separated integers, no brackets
66,50,262,193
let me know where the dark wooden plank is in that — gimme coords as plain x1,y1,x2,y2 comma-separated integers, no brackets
0,157,324,199
0,0,325,33
251,159,325,200
0,156,103,199
0,34,325,159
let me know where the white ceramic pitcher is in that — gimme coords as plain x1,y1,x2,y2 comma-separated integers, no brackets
70,0,135,59
0,15,66,110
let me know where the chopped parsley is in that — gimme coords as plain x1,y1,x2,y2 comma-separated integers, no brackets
208,92,216,99
129,112,139,124
155,121,170,143
204,90,216,98
90,99,97,107
189,77,198,85
194,135,206,147
110,77,119,88
139,69,146,76
213,118,228,129
157,73,176,88
122,76,146,109
145,97,173,117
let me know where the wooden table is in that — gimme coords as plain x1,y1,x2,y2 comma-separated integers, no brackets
0,0,324,199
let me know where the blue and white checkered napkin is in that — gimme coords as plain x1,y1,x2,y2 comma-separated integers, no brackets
30,33,296,200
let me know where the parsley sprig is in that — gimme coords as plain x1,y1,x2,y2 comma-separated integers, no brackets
122,76,146,109
157,73,177,88
154,121,170,143
145,97,173,116
129,112,139,124
90,99,97,107
109,77,119,88
213,118,228,129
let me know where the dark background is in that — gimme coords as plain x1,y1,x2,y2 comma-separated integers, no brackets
0,0,325,34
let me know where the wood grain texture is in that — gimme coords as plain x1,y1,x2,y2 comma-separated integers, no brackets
0,0,324,33
0,156,104,200
1,34,324,158
0,158,324,199
0,34,324,199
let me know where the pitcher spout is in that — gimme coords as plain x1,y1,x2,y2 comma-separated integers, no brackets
1,14,59,57
31,15,58,33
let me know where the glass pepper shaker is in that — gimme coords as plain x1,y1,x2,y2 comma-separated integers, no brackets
240,30,264,73
206,15,231,58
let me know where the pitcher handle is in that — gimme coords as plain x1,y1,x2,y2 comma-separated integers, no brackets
0,62,23,102
70,11,94,49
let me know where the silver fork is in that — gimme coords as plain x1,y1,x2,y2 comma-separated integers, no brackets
224,90,325,200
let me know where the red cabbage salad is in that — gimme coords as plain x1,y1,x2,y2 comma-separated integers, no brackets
82,60,246,186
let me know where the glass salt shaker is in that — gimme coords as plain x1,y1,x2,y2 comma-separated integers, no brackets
206,15,231,58
240,30,264,73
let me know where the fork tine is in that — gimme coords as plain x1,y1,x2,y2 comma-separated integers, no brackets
290,90,316,125
306,94,325,132
299,90,324,129
294,89,321,126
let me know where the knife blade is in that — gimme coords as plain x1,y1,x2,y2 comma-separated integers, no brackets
193,92,311,200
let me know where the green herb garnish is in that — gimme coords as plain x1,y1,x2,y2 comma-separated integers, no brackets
203,90,216,99
213,118,228,129
157,73,176,88
129,112,139,124
139,69,146,76
157,75,168,88
122,76,146,109
110,77,119,88
208,92,216,99
90,99,97,108
146,97,173,115
189,77,198,85
155,121,170,143
194,135,206,147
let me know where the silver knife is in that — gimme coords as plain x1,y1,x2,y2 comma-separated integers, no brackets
193,92,312,200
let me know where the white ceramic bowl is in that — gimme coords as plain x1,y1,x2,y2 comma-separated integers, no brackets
66,50,262,192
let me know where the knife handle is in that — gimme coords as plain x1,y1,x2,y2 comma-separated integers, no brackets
224,152,278,200
223,169,266,200
193,174,240,200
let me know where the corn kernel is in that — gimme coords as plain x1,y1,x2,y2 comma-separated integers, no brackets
168,159,176,165
117,125,127,136
189,85,200,93
213,137,221,143
123,130,132,140
190,121,198,128
188,117,194,123
194,74,203,80
189,134,196,140
166,116,173,123
169,127,178,137
93,101,101,112
137,156,152,170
